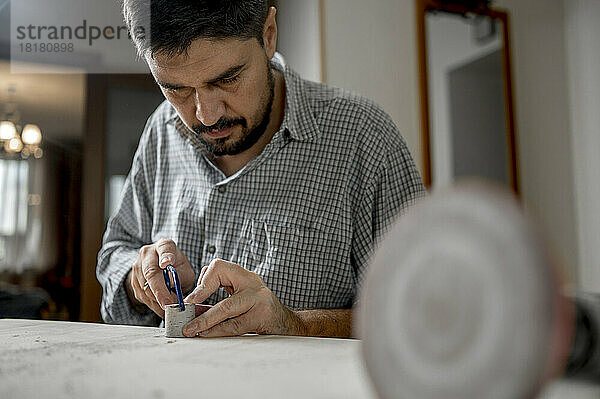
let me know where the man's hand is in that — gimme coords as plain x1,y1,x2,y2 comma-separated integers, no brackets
126,238,196,318
182,259,305,338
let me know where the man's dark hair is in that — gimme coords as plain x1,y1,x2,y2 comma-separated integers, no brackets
123,0,270,59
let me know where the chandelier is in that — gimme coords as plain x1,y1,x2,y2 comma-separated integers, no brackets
0,85,43,159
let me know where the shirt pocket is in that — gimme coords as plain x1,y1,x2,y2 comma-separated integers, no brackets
235,218,330,310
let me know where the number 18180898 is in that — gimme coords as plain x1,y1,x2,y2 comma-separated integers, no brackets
19,43,74,53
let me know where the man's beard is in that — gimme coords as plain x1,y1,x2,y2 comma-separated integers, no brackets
192,64,275,157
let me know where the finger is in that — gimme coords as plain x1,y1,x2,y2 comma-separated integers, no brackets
184,282,214,305
131,270,165,318
140,246,176,308
134,261,150,301
184,259,243,304
194,312,255,338
132,260,146,295
184,266,221,304
141,280,165,315
132,257,167,317
130,265,146,305
183,294,254,337
155,238,196,294
197,265,209,284
136,273,169,312
186,265,210,299
155,238,178,269
133,261,163,311
144,292,165,318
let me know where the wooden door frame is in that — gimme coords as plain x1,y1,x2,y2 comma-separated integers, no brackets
416,0,519,195
80,74,159,322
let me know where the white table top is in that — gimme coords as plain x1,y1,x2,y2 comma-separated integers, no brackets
0,319,598,399
0,319,376,399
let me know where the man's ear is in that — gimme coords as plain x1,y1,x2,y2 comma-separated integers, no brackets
263,6,277,60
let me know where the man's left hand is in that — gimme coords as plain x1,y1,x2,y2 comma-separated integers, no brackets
182,259,305,338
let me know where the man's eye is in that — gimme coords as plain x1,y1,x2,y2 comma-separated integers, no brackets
220,75,240,85
166,87,191,96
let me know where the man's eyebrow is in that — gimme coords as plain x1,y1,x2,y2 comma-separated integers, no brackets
206,63,246,85
154,63,246,90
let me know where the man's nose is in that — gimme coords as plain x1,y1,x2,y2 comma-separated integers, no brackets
194,90,225,127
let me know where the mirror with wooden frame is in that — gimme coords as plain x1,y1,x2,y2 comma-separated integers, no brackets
416,0,519,194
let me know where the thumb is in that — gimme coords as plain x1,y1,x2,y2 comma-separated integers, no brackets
155,238,179,269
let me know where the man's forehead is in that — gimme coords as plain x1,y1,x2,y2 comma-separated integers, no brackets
147,38,255,71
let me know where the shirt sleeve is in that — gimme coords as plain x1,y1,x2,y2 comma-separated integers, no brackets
351,114,427,301
96,115,161,326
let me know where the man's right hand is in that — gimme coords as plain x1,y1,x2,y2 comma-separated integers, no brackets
126,238,196,318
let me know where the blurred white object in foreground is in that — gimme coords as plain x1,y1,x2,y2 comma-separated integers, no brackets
359,182,578,399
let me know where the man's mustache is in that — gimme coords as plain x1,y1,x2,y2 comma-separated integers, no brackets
192,117,247,135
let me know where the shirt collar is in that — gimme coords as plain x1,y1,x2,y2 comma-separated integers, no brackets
166,53,321,143
276,58,321,142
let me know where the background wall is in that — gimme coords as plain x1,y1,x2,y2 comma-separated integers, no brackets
276,0,322,82
565,0,600,292
320,0,594,289
494,0,578,284
322,0,423,170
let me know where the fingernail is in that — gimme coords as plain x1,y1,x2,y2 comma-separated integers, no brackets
160,255,174,265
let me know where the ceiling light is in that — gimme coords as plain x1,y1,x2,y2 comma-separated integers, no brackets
22,124,42,145
1,86,43,159
5,137,24,153
0,121,17,140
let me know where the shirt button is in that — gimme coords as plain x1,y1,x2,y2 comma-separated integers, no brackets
207,245,216,254
217,185,227,194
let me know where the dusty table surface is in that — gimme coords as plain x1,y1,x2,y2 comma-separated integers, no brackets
0,319,376,399
1,319,598,399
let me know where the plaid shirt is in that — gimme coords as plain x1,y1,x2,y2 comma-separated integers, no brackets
97,56,426,325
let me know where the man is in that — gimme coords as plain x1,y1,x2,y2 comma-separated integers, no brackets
97,0,425,338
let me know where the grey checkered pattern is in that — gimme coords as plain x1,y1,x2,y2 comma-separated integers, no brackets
97,57,426,326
